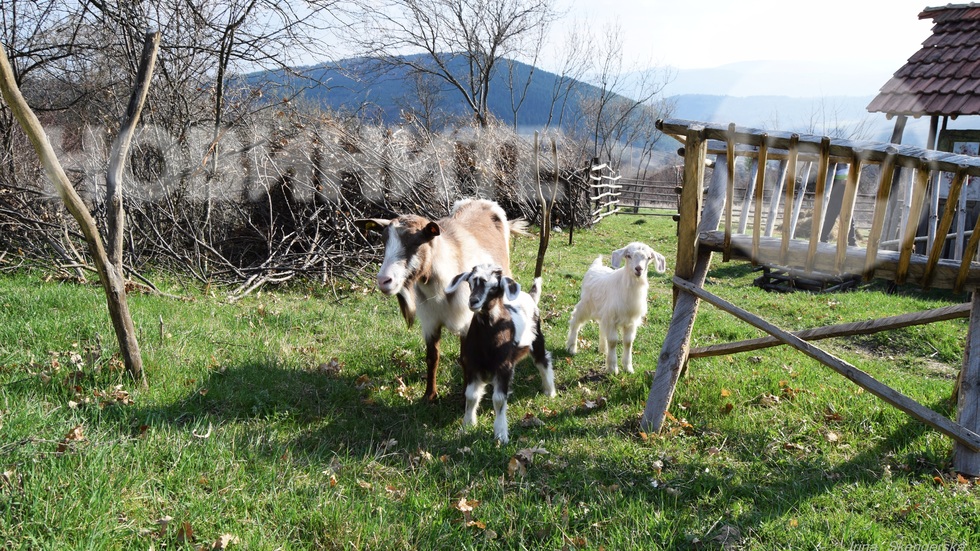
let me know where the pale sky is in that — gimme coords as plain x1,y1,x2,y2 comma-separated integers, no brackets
559,0,934,72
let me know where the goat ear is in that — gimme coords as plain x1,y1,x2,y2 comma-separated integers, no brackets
422,222,441,241
610,247,627,269
502,277,522,301
353,218,390,234
652,251,667,273
445,270,472,294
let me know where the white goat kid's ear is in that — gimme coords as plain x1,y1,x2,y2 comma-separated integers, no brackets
446,269,473,294
502,277,522,301
610,246,628,269
652,251,667,273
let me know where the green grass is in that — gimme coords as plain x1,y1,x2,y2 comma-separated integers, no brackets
1,213,978,550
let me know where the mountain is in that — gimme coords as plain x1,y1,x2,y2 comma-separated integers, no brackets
244,56,583,129
242,56,939,148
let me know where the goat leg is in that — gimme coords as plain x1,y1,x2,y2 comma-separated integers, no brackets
423,329,442,401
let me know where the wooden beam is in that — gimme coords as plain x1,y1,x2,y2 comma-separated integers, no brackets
955,292,980,475
672,276,980,452
690,302,970,358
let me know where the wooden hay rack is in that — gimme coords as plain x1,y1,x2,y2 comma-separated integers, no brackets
641,118,980,475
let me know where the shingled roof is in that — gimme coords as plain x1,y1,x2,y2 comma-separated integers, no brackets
868,3,980,117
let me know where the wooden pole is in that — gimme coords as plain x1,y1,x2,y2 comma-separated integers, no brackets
673,276,980,452
954,292,980,475
641,141,726,433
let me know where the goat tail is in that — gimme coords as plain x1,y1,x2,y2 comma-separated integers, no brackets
529,277,543,304
589,255,604,269
509,218,531,237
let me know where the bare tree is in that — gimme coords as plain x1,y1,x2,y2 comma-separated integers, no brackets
0,32,160,385
343,0,559,127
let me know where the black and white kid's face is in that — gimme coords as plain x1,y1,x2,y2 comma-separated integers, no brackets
465,266,506,311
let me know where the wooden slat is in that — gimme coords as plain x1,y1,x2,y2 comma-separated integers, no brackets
955,211,980,292
672,276,980,452
765,159,788,237
724,123,736,262
752,136,769,265
779,135,799,264
835,151,863,272
690,302,970,358
863,150,898,280
923,168,967,288
806,137,832,272
897,165,931,285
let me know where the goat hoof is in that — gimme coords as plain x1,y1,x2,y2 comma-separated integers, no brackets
423,392,439,403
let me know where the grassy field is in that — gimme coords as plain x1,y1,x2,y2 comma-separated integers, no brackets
1,212,978,550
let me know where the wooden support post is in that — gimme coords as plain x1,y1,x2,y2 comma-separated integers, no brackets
954,292,980,475
641,143,727,434
673,276,980,452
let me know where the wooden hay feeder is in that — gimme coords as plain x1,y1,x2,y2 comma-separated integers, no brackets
642,118,980,476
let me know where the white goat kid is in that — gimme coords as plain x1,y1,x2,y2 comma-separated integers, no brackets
566,242,667,374
446,264,556,444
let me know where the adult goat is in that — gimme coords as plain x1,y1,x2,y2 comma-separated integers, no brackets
355,199,524,401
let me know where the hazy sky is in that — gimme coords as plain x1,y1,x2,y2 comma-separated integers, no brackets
560,0,934,72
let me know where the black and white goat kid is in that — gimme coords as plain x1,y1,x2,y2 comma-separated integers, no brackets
446,264,556,444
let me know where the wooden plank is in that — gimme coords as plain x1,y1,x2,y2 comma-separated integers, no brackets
806,138,832,272
835,152,863,272
779,136,799,264
766,159,788,237
897,165,931,285
863,151,898,280
788,161,812,240
752,137,769,265
641,154,728,434
690,302,971,358
924,168,967,288
738,156,758,234
672,276,980,452
954,292,980,475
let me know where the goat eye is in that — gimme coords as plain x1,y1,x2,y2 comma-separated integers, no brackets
625,254,632,259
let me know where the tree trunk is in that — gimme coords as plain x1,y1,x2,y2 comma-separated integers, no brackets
0,32,161,387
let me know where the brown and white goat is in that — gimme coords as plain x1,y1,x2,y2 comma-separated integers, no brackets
355,199,523,401
446,264,555,444
566,242,667,374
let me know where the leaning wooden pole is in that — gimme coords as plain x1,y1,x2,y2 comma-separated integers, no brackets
641,125,726,433
954,292,980,475
0,32,161,386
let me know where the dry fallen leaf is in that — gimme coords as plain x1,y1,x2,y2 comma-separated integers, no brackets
520,412,545,427
720,388,731,397
176,521,194,545
210,534,240,549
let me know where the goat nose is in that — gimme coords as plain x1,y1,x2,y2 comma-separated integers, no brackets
378,275,392,288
